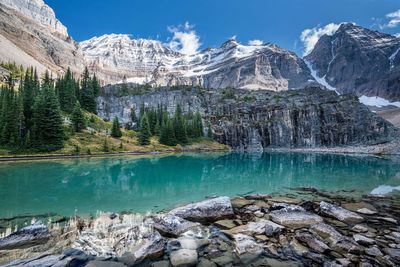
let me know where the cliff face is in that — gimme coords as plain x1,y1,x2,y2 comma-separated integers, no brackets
82,36,314,90
97,85,397,150
306,23,400,101
0,0,84,76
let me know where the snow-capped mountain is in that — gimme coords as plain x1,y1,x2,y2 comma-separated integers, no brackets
81,35,315,90
306,23,400,101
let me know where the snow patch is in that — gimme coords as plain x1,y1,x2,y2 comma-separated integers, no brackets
359,95,400,108
305,61,339,93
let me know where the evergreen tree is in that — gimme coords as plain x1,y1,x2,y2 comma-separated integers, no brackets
71,101,86,132
111,117,122,138
138,113,151,145
159,119,177,146
130,106,138,129
56,68,76,113
91,74,100,97
207,122,213,139
173,104,188,145
193,112,204,138
32,83,64,151
80,67,96,114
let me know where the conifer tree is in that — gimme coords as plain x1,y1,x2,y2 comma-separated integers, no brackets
32,82,64,151
207,122,213,139
80,67,97,114
56,68,76,113
130,106,138,129
111,117,122,138
159,119,177,146
71,101,86,132
173,104,188,145
138,112,151,145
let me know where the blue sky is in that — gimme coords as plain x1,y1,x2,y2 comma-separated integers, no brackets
47,0,400,56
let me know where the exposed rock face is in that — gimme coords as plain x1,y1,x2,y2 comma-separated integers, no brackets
0,0,84,76
97,85,398,150
2,0,68,36
81,35,315,88
306,23,400,101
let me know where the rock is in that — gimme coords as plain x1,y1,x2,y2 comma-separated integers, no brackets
176,236,209,250
197,259,217,267
92,214,120,229
214,219,236,229
356,208,377,215
120,231,166,265
233,234,264,264
383,248,400,262
342,202,377,213
244,205,260,212
226,219,284,237
85,261,127,267
310,223,342,242
151,260,170,267
231,198,255,209
353,234,375,246
336,258,351,266
271,203,305,212
320,201,364,224
377,217,398,224
211,253,234,266
352,225,369,233
170,249,198,267
295,232,330,253
365,246,383,257
268,197,302,205
270,210,323,229
1,254,64,267
169,197,234,222
152,215,199,237
290,239,309,256
0,224,51,250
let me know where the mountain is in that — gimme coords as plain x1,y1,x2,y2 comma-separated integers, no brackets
81,35,315,90
0,0,84,76
305,23,400,101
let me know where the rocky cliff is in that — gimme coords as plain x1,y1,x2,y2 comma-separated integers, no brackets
82,35,315,90
0,0,84,76
306,23,400,101
97,85,397,150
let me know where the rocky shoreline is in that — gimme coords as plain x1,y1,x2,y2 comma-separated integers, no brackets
1,190,400,266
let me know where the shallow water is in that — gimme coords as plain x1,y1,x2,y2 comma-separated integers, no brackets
0,152,399,218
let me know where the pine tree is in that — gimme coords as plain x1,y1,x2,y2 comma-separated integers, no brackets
56,68,76,113
138,113,151,145
207,122,213,139
159,119,177,146
80,67,96,114
193,112,204,138
111,117,122,138
173,104,188,145
71,101,86,132
32,82,64,151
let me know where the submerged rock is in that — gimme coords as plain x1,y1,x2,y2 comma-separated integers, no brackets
153,215,199,237
0,224,51,250
320,202,364,224
169,197,234,222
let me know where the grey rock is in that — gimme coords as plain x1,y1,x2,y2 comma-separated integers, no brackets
169,197,234,222
85,261,127,267
153,215,199,237
353,234,375,246
270,210,323,229
295,232,330,253
365,246,383,257
170,249,198,267
320,201,364,224
0,224,51,250
226,219,284,236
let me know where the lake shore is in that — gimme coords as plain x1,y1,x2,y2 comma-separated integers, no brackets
1,189,400,266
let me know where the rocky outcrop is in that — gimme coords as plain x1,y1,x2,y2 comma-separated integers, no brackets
97,85,398,150
82,35,315,88
306,23,400,101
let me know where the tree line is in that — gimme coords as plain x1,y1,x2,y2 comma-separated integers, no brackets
0,66,99,152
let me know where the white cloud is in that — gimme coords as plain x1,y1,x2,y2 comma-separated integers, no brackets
168,22,201,55
248,39,264,46
384,10,400,28
300,23,342,56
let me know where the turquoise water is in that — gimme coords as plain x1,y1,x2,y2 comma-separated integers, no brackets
0,152,399,218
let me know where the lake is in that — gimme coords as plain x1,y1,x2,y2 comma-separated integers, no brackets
0,152,399,218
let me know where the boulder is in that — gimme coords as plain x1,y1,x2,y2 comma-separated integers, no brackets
320,202,364,224
152,215,199,237
270,210,323,229
310,223,342,242
0,224,51,250
353,234,375,246
226,219,284,237
233,234,264,264
214,219,236,229
169,197,234,222
295,232,330,254
170,249,198,267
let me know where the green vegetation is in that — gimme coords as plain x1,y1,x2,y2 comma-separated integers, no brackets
71,102,86,132
111,117,122,138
